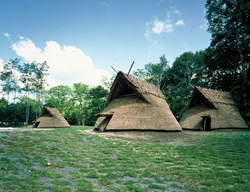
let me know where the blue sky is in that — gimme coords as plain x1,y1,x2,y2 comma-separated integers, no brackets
0,0,210,87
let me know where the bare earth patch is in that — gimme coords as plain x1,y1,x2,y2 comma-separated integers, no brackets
81,129,212,146
0,127,55,132
81,129,249,146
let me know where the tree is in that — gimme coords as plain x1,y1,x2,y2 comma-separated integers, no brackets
161,51,208,119
133,55,169,89
72,83,89,125
101,75,115,90
205,0,250,123
0,98,8,125
132,69,148,81
0,59,20,125
45,85,72,114
0,58,20,103
15,96,37,125
18,62,37,126
32,61,49,119
84,85,109,125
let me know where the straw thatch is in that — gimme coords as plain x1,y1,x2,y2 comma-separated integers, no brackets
95,72,181,131
179,87,248,130
33,106,70,128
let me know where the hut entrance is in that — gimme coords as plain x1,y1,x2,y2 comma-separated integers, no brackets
33,121,40,128
96,112,114,131
201,115,211,131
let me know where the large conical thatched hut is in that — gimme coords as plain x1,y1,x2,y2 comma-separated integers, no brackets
33,106,70,128
179,87,248,131
95,72,181,131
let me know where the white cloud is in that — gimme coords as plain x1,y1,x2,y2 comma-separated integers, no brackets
12,38,44,62
151,17,173,35
165,23,173,33
144,28,151,39
175,20,185,26
11,37,111,88
3,32,9,38
3,32,11,42
152,18,165,34
145,7,185,44
144,28,158,45
174,9,181,14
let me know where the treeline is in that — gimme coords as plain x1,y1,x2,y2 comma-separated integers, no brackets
44,84,108,126
0,59,49,126
0,0,249,126
0,58,109,126
0,82,108,126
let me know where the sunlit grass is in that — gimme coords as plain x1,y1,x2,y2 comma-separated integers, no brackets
0,127,250,191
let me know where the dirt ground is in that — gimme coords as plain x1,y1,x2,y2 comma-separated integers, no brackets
81,128,248,146
0,127,54,132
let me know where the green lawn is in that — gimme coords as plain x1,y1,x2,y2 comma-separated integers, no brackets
0,127,250,192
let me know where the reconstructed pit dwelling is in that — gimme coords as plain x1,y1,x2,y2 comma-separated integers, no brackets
33,106,70,128
95,72,182,132
179,87,248,131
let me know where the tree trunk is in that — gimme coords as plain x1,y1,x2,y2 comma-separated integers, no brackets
79,103,82,125
35,93,42,120
25,93,30,127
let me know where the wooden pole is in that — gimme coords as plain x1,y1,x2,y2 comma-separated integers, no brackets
111,66,118,73
128,61,135,75
189,83,194,88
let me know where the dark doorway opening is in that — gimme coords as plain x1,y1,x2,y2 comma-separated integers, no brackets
201,116,211,131
33,121,40,128
96,112,114,131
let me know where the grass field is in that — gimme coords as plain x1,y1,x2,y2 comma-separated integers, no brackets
0,127,250,192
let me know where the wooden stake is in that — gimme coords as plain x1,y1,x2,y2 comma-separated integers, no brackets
128,61,135,75
111,66,118,73
189,83,194,88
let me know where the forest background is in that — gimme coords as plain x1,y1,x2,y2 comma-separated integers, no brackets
0,0,249,127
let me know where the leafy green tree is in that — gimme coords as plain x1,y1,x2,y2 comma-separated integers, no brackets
32,61,49,119
132,69,148,81
162,51,208,119
145,55,169,89
0,98,8,125
101,75,115,90
45,85,72,115
0,58,20,103
133,55,169,89
0,97,36,127
18,62,37,126
72,83,89,125
205,0,250,123
15,97,37,125
84,85,109,125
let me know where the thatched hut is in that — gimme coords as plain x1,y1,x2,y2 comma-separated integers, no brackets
95,72,181,131
179,87,248,130
33,106,70,128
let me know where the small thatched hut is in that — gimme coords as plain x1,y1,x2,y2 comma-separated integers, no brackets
95,71,181,131
33,106,70,128
179,87,248,130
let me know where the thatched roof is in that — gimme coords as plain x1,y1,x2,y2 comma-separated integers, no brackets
180,87,248,130
107,72,165,105
33,106,70,128
188,87,236,109
95,71,181,132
